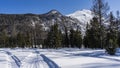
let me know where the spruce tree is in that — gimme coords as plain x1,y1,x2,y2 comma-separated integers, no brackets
118,32,120,47
0,29,8,47
83,23,90,48
53,24,62,48
84,17,101,48
64,26,69,47
17,33,25,48
106,12,118,55
45,24,62,48
69,28,75,47
116,11,120,47
74,29,82,48
69,28,82,48
25,33,32,48
91,0,109,48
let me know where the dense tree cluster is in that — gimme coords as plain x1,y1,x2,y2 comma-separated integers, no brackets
83,0,120,55
44,24,62,48
84,17,101,48
0,23,45,48
44,24,82,49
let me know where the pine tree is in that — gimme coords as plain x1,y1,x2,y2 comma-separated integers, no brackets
53,24,62,48
45,24,62,48
116,11,120,47
91,0,109,48
69,28,75,47
74,29,82,48
25,33,32,48
92,0,109,23
0,29,8,47
45,30,53,48
83,23,90,48
106,12,118,55
17,33,25,48
84,17,101,48
69,28,82,48
62,26,70,48
118,32,120,47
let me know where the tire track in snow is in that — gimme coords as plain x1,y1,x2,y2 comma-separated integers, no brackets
35,49,60,68
4,51,21,68
20,52,49,68
2,49,60,68
21,49,60,68
40,54,60,68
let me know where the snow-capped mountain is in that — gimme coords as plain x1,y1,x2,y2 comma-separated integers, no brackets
39,10,81,32
0,9,94,37
0,10,80,37
67,9,94,35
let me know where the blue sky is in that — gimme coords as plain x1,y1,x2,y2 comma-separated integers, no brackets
0,0,119,15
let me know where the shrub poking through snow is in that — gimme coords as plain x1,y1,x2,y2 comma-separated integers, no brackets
106,47,116,55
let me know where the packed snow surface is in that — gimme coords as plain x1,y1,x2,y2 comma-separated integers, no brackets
0,48,120,68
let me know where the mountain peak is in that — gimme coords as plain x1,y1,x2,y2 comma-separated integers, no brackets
67,9,93,35
46,9,62,17
49,9,59,14
67,9,93,22
77,9,92,14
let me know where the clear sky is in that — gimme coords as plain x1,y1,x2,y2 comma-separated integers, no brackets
0,0,119,15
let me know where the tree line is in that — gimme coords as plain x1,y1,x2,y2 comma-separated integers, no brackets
0,23,83,48
44,24,82,48
44,0,120,55
83,0,120,55
0,0,120,55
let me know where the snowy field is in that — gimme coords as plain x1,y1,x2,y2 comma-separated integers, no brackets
0,48,120,68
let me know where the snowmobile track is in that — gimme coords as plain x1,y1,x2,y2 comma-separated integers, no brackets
2,49,60,68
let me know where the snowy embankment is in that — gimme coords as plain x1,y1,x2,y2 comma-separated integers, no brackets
0,48,120,68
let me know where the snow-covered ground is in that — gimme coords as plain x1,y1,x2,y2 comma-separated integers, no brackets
0,48,120,68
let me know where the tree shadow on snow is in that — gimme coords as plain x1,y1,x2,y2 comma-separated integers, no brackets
81,63,120,68
63,51,120,62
